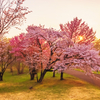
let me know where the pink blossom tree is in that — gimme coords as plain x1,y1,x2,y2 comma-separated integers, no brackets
10,32,47,80
10,33,28,74
10,25,71,82
58,17,96,79
60,17,96,44
26,25,74,82
54,43,100,80
0,0,31,37
0,38,15,81
22,25,63,82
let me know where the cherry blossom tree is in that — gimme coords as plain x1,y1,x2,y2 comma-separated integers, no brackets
10,33,43,80
10,25,71,82
60,17,96,44
54,43,100,80
0,38,15,81
22,25,60,82
59,17,96,79
0,0,31,37
10,33,27,74
25,25,73,82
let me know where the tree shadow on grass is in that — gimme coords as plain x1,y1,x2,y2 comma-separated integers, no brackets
0,77,88,94
0,73,97,94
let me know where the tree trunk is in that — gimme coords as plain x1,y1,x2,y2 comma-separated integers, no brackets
30,73,35,80
29,69,37,80
17,62,21,74
10,66,13,73
53,71,55,77
0,72,3,81
38,69,47,83
20,63,25,74
60,72,64,80
10,66,13,75
36,73,38,82
16,62,25,74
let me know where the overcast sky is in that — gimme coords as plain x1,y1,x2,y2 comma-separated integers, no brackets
5,0,100,39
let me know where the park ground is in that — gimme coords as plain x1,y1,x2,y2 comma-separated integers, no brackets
0,68,100,100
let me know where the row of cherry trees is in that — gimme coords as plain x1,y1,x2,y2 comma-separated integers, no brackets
0,17,100,82
9,17,100,82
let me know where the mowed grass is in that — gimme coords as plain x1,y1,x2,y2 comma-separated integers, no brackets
0,69,100,100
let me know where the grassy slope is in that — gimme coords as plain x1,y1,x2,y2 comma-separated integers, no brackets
0,70,100,100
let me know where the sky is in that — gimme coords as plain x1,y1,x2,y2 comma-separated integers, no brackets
4,0,100,39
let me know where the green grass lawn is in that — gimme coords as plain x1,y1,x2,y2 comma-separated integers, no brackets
75,68,100,74
0,69,100,100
